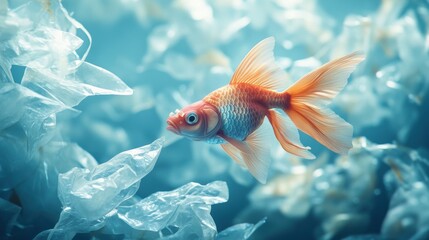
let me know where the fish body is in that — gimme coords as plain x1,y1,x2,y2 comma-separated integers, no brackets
166,37,364,183
203,84,286,142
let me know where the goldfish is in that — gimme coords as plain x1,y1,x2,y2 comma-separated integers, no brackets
166,37,364,183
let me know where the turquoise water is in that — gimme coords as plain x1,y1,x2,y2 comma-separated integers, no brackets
1,0,429,239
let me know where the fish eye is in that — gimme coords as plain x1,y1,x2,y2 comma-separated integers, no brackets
185,112,199,125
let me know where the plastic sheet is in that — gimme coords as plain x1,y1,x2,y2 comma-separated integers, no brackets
1,0,428,239
35,138,163,240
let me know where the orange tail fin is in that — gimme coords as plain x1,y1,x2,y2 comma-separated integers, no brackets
284,52,365,154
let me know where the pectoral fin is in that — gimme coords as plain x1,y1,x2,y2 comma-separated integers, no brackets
221,143,246,167
220,128,271,184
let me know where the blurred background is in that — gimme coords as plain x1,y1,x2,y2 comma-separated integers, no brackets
2,0,429,239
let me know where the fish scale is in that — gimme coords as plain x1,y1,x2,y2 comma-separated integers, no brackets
203,83,283,141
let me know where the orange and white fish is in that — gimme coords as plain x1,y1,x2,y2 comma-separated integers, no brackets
166,37,364,183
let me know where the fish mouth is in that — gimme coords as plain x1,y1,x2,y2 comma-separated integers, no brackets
166,120,179,134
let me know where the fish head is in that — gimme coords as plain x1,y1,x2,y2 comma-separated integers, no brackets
166,101,221,140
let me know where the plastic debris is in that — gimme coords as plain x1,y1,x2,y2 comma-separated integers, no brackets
0,197,21,237
116,181,228,239
1,0,428,239
0,83,66,190
21,62,132,108
35,138,164,240
216,218,266,240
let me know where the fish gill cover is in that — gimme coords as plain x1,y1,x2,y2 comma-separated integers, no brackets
0,0,428,239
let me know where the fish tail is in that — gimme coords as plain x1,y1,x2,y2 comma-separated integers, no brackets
282,52,365,154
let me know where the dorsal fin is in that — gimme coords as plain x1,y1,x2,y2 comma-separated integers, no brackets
230,37,290,90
